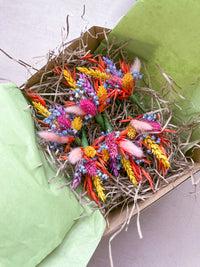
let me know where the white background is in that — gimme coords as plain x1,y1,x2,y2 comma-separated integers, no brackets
0,0,134,86
1,1,200,266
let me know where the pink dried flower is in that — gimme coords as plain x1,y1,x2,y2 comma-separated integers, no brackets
148,121,162,132
65,105,86,116
130,119,162,132
108,75,123,88
68,147,83,165
105,133,118,159
38,131,71,144
79,99,97,116
119,139,143,158
84,161,97,177
130,57,141,74
57,116,71,129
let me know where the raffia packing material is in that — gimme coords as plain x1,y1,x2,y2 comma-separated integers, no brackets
24,26,200,236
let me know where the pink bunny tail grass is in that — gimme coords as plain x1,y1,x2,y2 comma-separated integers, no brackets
68,147,83,165
130,57,141,74
65,105,86,116
130,119,162,132
79,99,97,116
119,139,143,158
38,131,70,144
130,119,153,132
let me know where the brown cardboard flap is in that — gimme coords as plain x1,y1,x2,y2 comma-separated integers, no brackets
104,162,200,235
186,146,200,163
25,26,110,89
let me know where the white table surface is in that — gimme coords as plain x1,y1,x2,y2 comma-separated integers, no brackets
1,1,200,266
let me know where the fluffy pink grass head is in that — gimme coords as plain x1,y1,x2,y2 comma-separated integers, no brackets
79,99,97,116
64,105,87,116
130,57,141,74
68,147,83,165
119,139,143,158
131,119,153,132
38,131,70,144
130,119,162,132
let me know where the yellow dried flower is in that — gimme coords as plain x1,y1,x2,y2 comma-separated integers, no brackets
97,85,107,99
63,70,76,89
127,125,136,139
122,72,134,90
71,117,82,131
84,146,96,158
77,67,110,80
102,149,109,162
32,101,51,117
144,135,170,168
121,157,137,186
92,175,106,202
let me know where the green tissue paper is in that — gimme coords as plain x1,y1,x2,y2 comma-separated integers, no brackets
0,83,105,267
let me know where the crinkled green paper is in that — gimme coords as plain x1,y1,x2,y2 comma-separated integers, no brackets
38,205,105,267
97,0,200,147
0,83,106,267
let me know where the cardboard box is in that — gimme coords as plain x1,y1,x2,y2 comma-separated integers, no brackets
25,26,110,88
25,26,200,235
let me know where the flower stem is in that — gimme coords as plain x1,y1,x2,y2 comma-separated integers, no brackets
103,112,113,132
95,114,105,130
74,137,81,146
129,94,146,113
81,127,89,148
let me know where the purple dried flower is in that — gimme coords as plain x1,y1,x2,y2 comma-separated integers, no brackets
72,174,81,189
72,165,82,188
109,158,118,177
105,133,118,159
84,161,97,177
79,73,97,100
55,104,65,116
103,57,123,77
